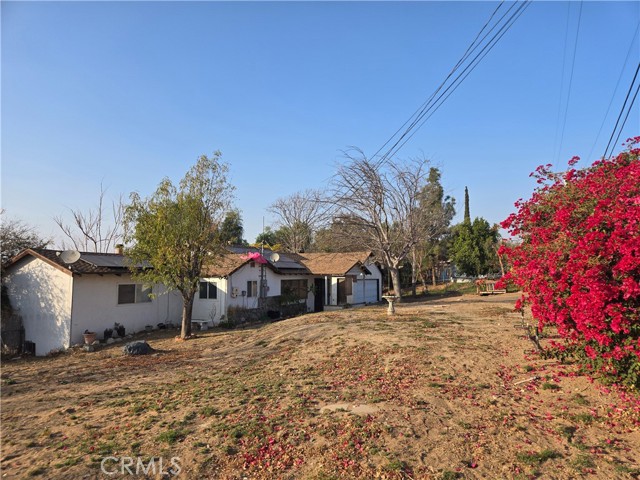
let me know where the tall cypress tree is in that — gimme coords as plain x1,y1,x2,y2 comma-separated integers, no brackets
463,186,470,224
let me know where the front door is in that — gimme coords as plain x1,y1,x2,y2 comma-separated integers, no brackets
337,278,347,305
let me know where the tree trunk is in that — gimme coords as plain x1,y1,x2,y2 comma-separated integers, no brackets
496,247,506,277
389,267,402,302
418,269,428,292
431,266,437,286
181,295,194,338
410,248,417,297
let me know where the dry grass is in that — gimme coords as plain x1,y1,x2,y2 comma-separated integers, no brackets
1,293,639,479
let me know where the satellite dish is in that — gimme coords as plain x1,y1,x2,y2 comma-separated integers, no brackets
270,253,280,263
60,250,81,264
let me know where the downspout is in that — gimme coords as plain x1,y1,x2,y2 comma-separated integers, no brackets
222,276,229,321
324,276,328,306
68,273,75,349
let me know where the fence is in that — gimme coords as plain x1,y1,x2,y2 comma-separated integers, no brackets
1,322,25,356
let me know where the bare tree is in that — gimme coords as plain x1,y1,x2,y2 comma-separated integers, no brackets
0,210,50,263
268,189,329,253
312,216,369,252
54,183,124,253
329,149,432,299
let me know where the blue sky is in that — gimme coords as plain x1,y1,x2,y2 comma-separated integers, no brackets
2,1,639,246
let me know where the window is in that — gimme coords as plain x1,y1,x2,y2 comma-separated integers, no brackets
118,284,152,304
281,279,308,303
247,280,257,297
199,281,217,299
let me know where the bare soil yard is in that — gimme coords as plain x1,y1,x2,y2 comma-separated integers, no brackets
2,293,639,479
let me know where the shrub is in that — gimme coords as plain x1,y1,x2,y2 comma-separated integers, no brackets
501,138,640,388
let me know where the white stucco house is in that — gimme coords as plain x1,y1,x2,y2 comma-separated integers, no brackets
2,249,182,356
3,247,382,355
192,248,382,324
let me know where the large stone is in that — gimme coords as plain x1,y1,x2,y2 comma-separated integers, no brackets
105,338,115,345
122,341,155,356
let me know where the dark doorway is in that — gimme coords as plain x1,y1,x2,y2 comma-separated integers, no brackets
314,278,325,312
337,278,347,305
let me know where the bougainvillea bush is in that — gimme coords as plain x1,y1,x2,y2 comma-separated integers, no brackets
500,138,640,388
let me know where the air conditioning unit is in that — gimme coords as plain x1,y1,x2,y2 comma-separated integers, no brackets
231,287,239,298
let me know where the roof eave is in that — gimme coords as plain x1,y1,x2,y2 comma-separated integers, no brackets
5,249,74,277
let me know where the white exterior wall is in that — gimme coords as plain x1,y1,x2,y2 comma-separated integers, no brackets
192,277,227,324
226,263,264,310
4,257,74,356
226,264,313,311
71,274,182,344
196,264,314,322
350,262,383,304
326,260,383,306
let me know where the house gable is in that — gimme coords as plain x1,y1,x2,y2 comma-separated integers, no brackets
3,249,183,355
3,255,74,355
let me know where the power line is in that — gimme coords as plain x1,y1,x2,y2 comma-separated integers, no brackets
555,1,583,165
377,0,531,163
587,22,640,162
603,61,640,159
612,82,640,151
369,1,507,166
389,1,532,157
551,2,572,165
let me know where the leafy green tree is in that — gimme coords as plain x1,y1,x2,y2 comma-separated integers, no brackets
463,186,470,223
218,209,246,245
410,168,456,293
254,226,278,246
451,217,499,276
124,153,234,339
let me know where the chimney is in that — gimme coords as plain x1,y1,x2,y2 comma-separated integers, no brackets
115,244,124,255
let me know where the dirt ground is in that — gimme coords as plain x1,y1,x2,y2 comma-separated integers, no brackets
1,292,639,479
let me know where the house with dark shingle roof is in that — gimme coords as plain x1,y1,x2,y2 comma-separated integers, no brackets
192,248,381,324
2,248,182,355
3,246,382,355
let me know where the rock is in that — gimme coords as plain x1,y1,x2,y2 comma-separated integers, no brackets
106,338,115,345
123,341,155,356
91,340,100,346
114,337,123,342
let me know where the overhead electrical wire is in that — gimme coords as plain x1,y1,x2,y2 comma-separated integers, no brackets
554,1,583,165
369,1,506,165
612,82,640,150
370,0,531,166
586,22,640,162
385,1,532,159
551,2,572,167
603,61,640,159
378,1,528,164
